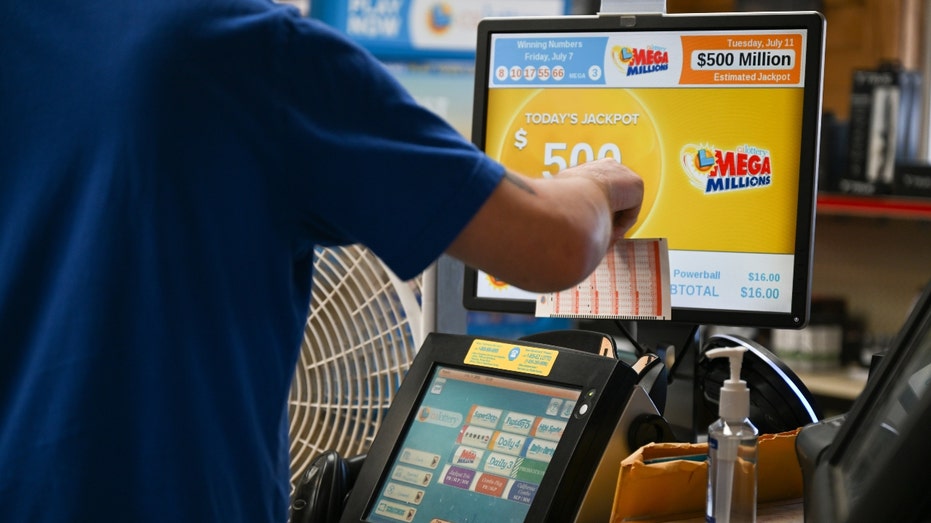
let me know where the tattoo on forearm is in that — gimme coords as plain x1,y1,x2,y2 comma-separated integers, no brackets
505,172,537,195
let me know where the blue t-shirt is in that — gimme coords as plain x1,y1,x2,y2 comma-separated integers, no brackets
0,1,504,521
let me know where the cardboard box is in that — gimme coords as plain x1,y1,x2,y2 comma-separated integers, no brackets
611,430,804,522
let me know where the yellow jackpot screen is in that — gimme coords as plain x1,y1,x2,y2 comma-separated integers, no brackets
471,20,823,323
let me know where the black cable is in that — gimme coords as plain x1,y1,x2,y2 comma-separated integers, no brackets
613,319,647,357
613,321,701,384
666,324,701,384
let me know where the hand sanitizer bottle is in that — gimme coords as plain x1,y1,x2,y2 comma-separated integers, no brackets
705,347,758,523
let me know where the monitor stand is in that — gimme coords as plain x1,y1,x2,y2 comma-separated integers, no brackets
578,319,702,441
630,320,702,442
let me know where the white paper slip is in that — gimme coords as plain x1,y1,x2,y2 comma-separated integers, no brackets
535,238,672,320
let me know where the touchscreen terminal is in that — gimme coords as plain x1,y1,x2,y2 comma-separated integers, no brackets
839,322,931,499
799,280,931,522
824,281,931,522
341,332,641,523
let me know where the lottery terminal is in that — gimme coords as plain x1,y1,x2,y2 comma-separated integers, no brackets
293,2,931,522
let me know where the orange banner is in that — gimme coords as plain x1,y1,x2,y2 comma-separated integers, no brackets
679,33,804,86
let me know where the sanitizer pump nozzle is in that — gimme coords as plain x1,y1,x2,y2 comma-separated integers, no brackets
712,347,750,425
705,347,758,523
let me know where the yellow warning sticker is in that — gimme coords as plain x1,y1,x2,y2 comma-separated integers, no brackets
464,339,557,377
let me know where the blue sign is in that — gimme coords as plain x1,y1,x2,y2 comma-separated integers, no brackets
310,0,571,60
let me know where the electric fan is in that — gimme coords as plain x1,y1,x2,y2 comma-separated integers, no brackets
288,245,432,485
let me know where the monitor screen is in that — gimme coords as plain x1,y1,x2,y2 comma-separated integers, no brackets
341,332,642,522
463,12,825,329
364,365,580,523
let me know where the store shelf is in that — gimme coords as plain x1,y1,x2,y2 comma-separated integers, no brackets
795,366,869,402
817,193,931,221
795,365,870,416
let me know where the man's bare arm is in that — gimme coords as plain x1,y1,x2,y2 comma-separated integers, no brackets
501,170,537,195
446,159,644,293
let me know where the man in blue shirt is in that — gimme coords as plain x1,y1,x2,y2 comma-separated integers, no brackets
0,1,643,521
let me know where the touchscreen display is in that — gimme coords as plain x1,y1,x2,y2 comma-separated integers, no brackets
364,366,580,523
474,27,814,318
841,313,931,500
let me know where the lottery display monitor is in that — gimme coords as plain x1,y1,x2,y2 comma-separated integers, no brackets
463,11,826,330
340,332,644,523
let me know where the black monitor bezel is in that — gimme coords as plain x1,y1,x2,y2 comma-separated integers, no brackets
340,332,640,522
462,11,826,330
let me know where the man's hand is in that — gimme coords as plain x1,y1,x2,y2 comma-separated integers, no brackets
448,159,645,293
556,158,644,244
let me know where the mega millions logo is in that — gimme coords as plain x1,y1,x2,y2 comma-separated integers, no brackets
417,407,431,422
681,143,773,194
611,44,670,77
485,273,510,291
427,2,453,34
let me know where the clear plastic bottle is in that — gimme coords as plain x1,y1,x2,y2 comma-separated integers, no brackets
705,347,758,523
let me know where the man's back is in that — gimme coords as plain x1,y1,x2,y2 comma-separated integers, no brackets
2,2,324,520
0,1,504,520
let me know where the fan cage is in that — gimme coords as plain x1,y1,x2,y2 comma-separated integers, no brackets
288,245,424,485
